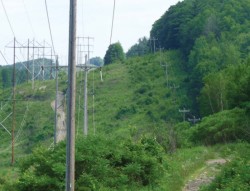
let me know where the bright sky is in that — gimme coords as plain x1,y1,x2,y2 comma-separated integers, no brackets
0,0,181,66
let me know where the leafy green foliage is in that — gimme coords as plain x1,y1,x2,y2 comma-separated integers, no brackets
150,0,250,114
174,122,193,148
104,42,125,65
199,64,250,116
151,0,250,56
13,136,165,191
90,57,104,66
191,108,250,145
1,67,12,89
126,37,150,58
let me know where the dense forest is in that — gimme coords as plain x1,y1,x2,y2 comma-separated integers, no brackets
0,0,250,190
150,0,250,114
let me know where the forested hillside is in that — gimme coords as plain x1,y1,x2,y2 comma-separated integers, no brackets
150,0,250,115
0,0,250,190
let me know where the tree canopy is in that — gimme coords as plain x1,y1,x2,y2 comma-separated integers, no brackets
104,42,125,65
90,56,104,66
126,37,150,58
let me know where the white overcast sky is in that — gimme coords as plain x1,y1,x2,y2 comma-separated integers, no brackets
0,0,181,65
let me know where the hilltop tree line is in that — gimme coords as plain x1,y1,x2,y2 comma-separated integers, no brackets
0,58,56,89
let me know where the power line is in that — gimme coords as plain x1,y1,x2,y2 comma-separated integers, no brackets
44,0,56,56
81,0,85,37
22,0,36,37
0,112,12,135
0,50,9,65
1,0,15,37
109,0,116,45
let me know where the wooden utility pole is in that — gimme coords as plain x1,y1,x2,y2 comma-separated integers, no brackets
32,39,35,89
54,56,59,145
27,39,30,82
188,116,200,124
170,83,179,103
11,37,16,165
179,108,190,121
159,48,170,87
150,37,158,54
50,48,53,79
66,0,77,190
83,55,88,136
77,36,94,136
42,41,45,80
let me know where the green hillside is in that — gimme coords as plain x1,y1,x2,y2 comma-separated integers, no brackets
0,0,250,190
91,51,188,137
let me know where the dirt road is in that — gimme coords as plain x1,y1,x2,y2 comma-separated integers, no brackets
51,91,66,143
183,159,227,191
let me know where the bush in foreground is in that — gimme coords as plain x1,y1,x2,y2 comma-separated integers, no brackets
10,136,164,191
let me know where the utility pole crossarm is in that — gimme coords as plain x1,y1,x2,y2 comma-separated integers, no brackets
179,108,190,122
188,116,201,124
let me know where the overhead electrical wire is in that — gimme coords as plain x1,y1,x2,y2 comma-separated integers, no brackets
14,103,29,145
44,0,56,56
0,50,9,65
0,0,15,37
109,0,116,45
22,0,36,38
81,0,85,37
0,112,12,135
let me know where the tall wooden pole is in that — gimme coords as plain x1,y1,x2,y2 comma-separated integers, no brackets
54,56,59,145
27,39,29,82
66,0,77,190
50,48,53,79
11,37,16,165
83,55,88,135
32,39,35,89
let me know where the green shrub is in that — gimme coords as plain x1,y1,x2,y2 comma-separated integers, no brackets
13,135,165,191
115,105,137,120
174,122,193,148
191,108,250,145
